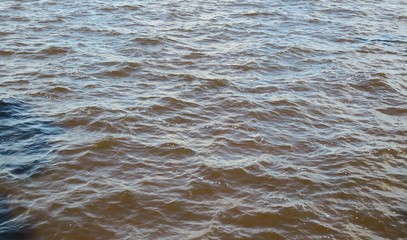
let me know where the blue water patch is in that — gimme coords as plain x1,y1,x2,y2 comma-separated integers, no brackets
0,98,62,178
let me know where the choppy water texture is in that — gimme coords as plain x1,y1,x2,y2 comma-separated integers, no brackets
1,0,407,239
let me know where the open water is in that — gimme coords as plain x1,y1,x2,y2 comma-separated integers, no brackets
0,0,406,239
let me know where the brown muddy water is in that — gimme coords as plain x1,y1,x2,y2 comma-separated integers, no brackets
1,0,406,239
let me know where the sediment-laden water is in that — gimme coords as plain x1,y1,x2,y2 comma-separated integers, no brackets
1,0,406,239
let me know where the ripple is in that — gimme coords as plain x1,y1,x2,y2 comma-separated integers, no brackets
195,78,232,90
29,91,60,100
38,46,71,55
160,96,200,109
0,31,13,36
131,37,163,45
242,86,279,94
376,107,407,116
91,137,127,151
242,11,274,17
94,62,141,78
146,142,196,159
53,86,73,93
0,50,15,56
349,78,395,93
183,52,209,59
0,80,30,87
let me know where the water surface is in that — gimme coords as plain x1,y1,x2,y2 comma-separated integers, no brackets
1,0,406,239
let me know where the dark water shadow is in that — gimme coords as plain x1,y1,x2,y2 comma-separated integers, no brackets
0,194,32,240
0,98,62,238
0,98,62,178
